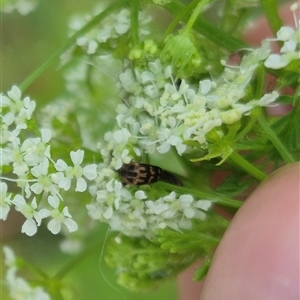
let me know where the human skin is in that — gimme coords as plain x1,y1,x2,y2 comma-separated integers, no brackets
199,162,300,300
178,162,300,300
178,4,299,300
178,163,300,300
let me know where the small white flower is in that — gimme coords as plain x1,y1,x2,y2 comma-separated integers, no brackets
111,128,132,144
248,91,279,107
276,26,296,43
1,86,36,128
113,9,131,35
45,195,78,234
145,199,169,215
134,190,147,200
5,268,51,300
264,52,298,69
55,149,97,192
199,79,213,94
11,277,51,300
265,26,300,69
12,196,45,236
2,0,38,15
103,206,113,219
1,125,21,149
220,108,243,124
0,182,12,220
194,199,212,211
21,128,52,166
240,40,271,72
30,158,59,195
68,7,150,57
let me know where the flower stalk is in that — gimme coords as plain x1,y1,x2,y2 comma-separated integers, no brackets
229,150,268,181
258,114,296,163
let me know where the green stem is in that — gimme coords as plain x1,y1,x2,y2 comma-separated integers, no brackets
157,182,243,208
229,150,268,181
258,114,295,163
19,0,127,92
22,260,49,280
165,0,247,51
260,0,283,37
254,65,266,99
164,0,198,37
234,112,259,143
210,195,244,208
131,0,140,46
184,0,212,33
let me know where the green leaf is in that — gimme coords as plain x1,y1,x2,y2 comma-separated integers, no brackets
193,259,211,281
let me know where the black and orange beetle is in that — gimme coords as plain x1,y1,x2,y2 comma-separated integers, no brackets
118,162,183,186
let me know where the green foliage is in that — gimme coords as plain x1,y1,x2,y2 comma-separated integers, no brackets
161,32,202,78
105,235,195,292
105,212,229,291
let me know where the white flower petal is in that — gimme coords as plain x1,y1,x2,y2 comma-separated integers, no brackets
135,190,147,200
39,208,51,218
83,164,97,180
55,159,68,171
8,86,21,100
40,128,52,143
12,194,26,207
0,205,10,220
30,183,43,194
62,206,72,218
200,79,212,94
59,177,71,191
75,177,87,192
3,113,14,125
103,206,113,219
264,54,290,69
276,26,295,41
64,218,78,232
22,219,37,236
48,195,60,209
87,40,98,54
0,95,10,107
194,200,212,211
156,143,170,153
70,150,84,165
47,219,61,234
184,207,195,218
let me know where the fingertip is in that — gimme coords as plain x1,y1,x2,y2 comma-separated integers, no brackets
200,163,300,300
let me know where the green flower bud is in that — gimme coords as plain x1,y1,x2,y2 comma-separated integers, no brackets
144,39,158,55
129,46,144,60
161,32,201,77
221,109,242,124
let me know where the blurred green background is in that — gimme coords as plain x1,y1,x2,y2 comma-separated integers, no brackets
1,1,179,299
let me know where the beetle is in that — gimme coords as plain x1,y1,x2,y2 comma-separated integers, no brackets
118,162,183,186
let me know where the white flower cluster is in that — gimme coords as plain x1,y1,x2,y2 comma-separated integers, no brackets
67,7,151,55
86,29,293,237
87,159,212,237
265,23,300,69
1,86,97,236
116,42,279,158
3,246,51,300
1,0,38,15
